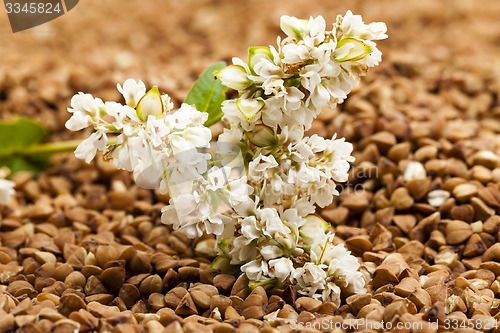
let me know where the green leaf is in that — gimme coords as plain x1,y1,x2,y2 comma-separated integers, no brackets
185,61,228,127
0,155,49,174
0,117,48,173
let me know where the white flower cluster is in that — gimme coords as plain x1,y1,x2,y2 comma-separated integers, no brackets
216,11,387,140
0,167,15,205
66,13,386,304
66,79,212,195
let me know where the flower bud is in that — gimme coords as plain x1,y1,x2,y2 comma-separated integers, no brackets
280,15,309,40
334,38,371,62
136,86,164,121
248,46,273,74
245,124,277,147
299,215,330,246
236,98,265,121
215,65,252,91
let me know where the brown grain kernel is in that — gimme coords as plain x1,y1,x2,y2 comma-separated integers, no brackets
230,274,250,299
482,243,500,262
392,215,417,234
58,293,86,317
341,191,370,212
369,131,397,152
175,293,198,316
86,301,120,318
415,145,438,162
139,274,162,296
408,288,431,310
162,268,180,290
321,206,349,225
357,303,384,321
100,267,125,293
164,287,189,309
388,142,411,162
118,284,140,309
212,274,236,295
446,220,473,245
345,236,373,256
85,276,107,295
7,280,37,298
406,178,431,201
453,183,478,202
463,233,487,258
80,265,103,279
295,296,322,313
346,294,371,315
390,187,414,210
471,197,495,221
150,253,177,274
189,284,219,309
85,293,113,305
394,277,420,297
478,186,500,208
68,309,99,332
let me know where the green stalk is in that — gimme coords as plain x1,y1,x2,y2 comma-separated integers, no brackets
0,137,118,160
19,140,83,157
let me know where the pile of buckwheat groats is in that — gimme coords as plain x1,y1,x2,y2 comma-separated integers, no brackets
1,1,500,332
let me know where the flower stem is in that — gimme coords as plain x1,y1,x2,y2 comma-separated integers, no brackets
20,140,83,157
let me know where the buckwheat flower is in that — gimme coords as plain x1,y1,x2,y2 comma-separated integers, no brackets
65,110,93,132
323,281,342,305
303,16,327,47
170,103,209,129
339,10,388,41
241,259,269,281
117,78,146,108
325,243,360,278
227,176,253,207
253,57,284,79
241,215,261,240
281,43,310,64
66,12,386,305
65,93,105,131
293,262,328,297
260,245,284,260
248,154,278,181
207,166,230,191
229,235,258,264
74,129,108,163
197,203,225,236
268,257,294,282
259,207,290,237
